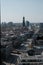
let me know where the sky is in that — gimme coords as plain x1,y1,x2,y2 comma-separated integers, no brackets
1,0,43,23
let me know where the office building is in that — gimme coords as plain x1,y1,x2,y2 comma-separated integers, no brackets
26,21,29,27
23,17,25,27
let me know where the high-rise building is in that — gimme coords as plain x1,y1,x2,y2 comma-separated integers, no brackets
40,23,43,29
39,23,43,33
26,21,29,27
23,17,25,27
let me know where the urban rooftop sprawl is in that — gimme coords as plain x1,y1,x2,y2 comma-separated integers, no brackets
1,17,43,65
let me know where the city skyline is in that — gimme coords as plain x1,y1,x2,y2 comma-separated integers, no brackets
1,0,43,23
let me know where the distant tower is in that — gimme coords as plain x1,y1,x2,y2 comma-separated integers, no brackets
23,17,25,27
26,21,29,27
40,23,43,33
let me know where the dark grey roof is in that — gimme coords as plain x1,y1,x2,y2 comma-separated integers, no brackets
4,55,19,64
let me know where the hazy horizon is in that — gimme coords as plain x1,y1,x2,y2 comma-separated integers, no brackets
1,0,43,23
